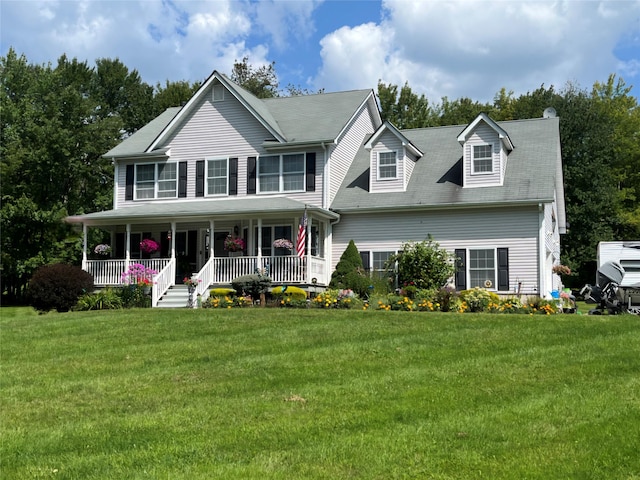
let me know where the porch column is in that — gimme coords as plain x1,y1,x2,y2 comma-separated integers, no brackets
82,223,88,270
209,220,214,258
170,222,176,258
125,223,131,270
257,218,263,269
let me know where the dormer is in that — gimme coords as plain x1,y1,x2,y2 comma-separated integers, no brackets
365,121,422,193
457,113,514,188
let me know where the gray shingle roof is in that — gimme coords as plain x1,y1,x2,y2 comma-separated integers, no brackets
331,117,561,211
66,197,338,226
104,107,181,158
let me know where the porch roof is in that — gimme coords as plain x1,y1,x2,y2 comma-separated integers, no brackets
66,197,339,226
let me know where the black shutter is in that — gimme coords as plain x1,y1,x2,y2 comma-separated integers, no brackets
247,157,257,194
125,165,134,200
196,160,205,197
229,158,238,196
497,248,509,291
306,152,316,192
455,249,466,291
360,251,371,272
178,162,187,198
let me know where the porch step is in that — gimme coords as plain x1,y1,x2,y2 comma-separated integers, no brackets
156,285,192,308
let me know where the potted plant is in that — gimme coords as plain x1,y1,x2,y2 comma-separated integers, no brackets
140,238,160,255
224,235,245,255
93,244,111,257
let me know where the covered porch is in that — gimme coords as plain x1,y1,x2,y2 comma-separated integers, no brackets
66,198,338,307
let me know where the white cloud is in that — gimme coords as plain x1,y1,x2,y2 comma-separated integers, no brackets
313,0,640,102
254,0,321,50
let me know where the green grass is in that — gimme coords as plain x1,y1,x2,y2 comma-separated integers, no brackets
2,307,639,479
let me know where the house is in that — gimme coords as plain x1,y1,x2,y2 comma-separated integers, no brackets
66,70,566,306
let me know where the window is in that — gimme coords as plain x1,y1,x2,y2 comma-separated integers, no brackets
373,251,395,279
213,84,224,102
469,249,495,288
256,225,293,256
135,163,177,199
378,151,397,179
258,154,305,193
207,158,228,195
473,144,493,173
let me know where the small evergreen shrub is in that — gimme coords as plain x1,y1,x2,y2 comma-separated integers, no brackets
28,263,94,312
231,274,272,298
330,240,371,297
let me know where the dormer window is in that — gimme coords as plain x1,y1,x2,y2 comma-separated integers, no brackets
473,144,493,174
378,151,398,179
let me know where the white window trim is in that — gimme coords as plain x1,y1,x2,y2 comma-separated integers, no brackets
377,151,398,180
206,157,229,197
257,153,306,194
467,247,497,289
471,143,494,175
134,162,178,200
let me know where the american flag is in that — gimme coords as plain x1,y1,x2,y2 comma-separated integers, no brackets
296,209,307,258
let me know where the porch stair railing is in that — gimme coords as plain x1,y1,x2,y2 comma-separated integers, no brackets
194,256,215,305
152,258,176,307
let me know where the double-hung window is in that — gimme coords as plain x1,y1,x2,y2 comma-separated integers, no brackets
378,151,397,179
207,158,228,196
135,163,177,199
472,144,493,173
373,251,395,279
469,248,495,288
258,154,305,193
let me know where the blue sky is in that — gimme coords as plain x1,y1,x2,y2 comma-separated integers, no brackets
1,0,639,103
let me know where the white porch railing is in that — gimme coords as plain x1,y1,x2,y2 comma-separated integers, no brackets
152,258,176,307
86,258,172,286
86,255,328,295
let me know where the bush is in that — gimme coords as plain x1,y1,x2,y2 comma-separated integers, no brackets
271,285,307,302
75,288,123,311
433,286,460,312
330,240,370,297
210,288,236,297
27,263,94,312
390,237,455,291
118,284,151,308
460,288,495,312
231,274,272,299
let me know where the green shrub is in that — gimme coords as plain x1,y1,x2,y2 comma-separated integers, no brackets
390,237,455,290
76,288,123,310
330,240,370,297
210,288,236,297
231,274,272,298
434,286,460,312
118,284,151,308
27,263,94,312
460,287,493,312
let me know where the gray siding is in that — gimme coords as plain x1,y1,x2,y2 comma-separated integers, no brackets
116,84,323,207
329,107,376,204
370,131,404,193
332,206,541,293
463,124,502,188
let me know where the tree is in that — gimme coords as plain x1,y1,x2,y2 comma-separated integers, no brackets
153,79,201,113
230,57,279,98
377,81,437,129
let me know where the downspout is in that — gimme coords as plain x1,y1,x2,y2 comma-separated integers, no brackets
538,203,546,298
112,158,118,210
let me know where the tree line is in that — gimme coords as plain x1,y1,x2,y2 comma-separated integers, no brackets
2,49,638,302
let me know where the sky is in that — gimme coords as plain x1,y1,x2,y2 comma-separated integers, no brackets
1,0,639,104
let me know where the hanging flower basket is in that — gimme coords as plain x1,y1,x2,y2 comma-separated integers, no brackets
224,235,245,252
93,244,111,256
140,238,160,254
273,238,293,250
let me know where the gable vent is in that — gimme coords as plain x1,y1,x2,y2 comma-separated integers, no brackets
213,84,224,102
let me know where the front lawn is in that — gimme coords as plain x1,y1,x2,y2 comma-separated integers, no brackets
1,308,639,479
